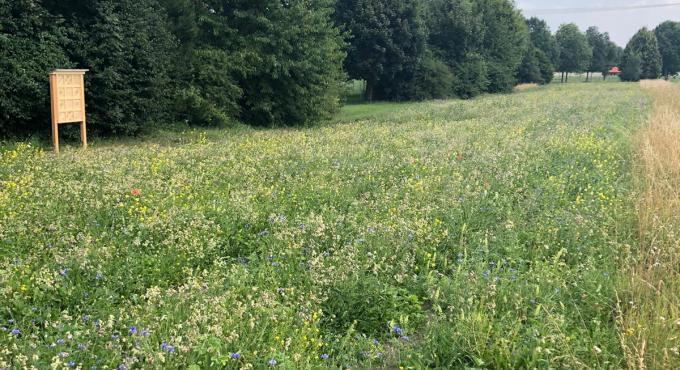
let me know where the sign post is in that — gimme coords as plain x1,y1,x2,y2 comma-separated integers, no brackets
50,69,89,154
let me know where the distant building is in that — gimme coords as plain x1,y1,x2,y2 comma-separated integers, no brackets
608,66,621,75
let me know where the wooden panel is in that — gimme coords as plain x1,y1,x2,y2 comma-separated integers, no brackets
55,73,85,124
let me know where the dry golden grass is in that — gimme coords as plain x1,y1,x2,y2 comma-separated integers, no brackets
619,80,680,369
513,83,539,92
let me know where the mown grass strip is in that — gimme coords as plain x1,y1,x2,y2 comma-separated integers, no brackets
619,80,680,370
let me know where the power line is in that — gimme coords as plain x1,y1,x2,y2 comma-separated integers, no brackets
525,2,680,15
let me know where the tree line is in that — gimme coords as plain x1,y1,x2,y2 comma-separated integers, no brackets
2,0,680,137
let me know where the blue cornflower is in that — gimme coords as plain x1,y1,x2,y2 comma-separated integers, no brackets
128,326,137,335
400,336,410,342
66,361,75,368
81,315,90,322
141,328,150,337
392,325,403,335
10,328,20,336
268,359,277,366
372,338,379,345
320,354,329,360
7,319,13,324
230,353,241,360
57,338,66,345
59,268,69,276
161,342,176,353
118,365,126,370
111,333,119,340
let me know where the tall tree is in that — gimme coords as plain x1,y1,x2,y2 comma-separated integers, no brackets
526,17,558,67
519,17,555,85
335,0,427,101
476,0,528,93
585,27,609,81
620,48,642,82
654,21,680,79
0,0,71,136
625,27,662,80
555,24,592,82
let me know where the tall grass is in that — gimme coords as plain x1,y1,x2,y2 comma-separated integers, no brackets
619,80,680,369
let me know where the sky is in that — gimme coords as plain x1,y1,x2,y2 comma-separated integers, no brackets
515,0,680,46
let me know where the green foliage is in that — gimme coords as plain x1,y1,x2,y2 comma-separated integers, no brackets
620,49,642,82
654,21,680,78
476,0,528,93
518,47,553,84
401,54,456,100
586,27,610,74
526,17,559,66
0,0,71,136
626,28,662,80
556,23,592,73
455,53,490,97
41,0,175,136
322,276,422,336
426,0,527,96
519,18,555,85
335,0,427,101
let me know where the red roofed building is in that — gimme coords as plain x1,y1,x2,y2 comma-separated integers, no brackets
608,66,621,75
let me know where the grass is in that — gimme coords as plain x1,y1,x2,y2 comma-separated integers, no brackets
618,80,680,369
0,82,659,369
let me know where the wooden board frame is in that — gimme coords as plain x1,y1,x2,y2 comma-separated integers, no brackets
50,69,89,154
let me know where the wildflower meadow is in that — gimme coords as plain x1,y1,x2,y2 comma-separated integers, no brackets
0,82,669,369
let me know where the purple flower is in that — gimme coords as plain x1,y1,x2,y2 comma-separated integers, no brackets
128,326,137,335
118,365,126,370
10,328,20,336
160,342,176,353
400,336,410,342
391,325,402,335
320,354,329,360
141,328,150,337
372,338,379,345
59,268,69,276
66,361,75,368
230,353,241,360
59,352,68,358
57,338,66,345
81,315,90,323
268,359,277,366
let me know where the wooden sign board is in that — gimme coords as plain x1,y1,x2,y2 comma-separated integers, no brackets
50,69,89,154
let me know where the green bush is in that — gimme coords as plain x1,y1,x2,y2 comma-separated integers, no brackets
401,55,456,100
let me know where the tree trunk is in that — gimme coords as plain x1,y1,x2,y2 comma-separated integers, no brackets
566,72,569,82
364,80,374,102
